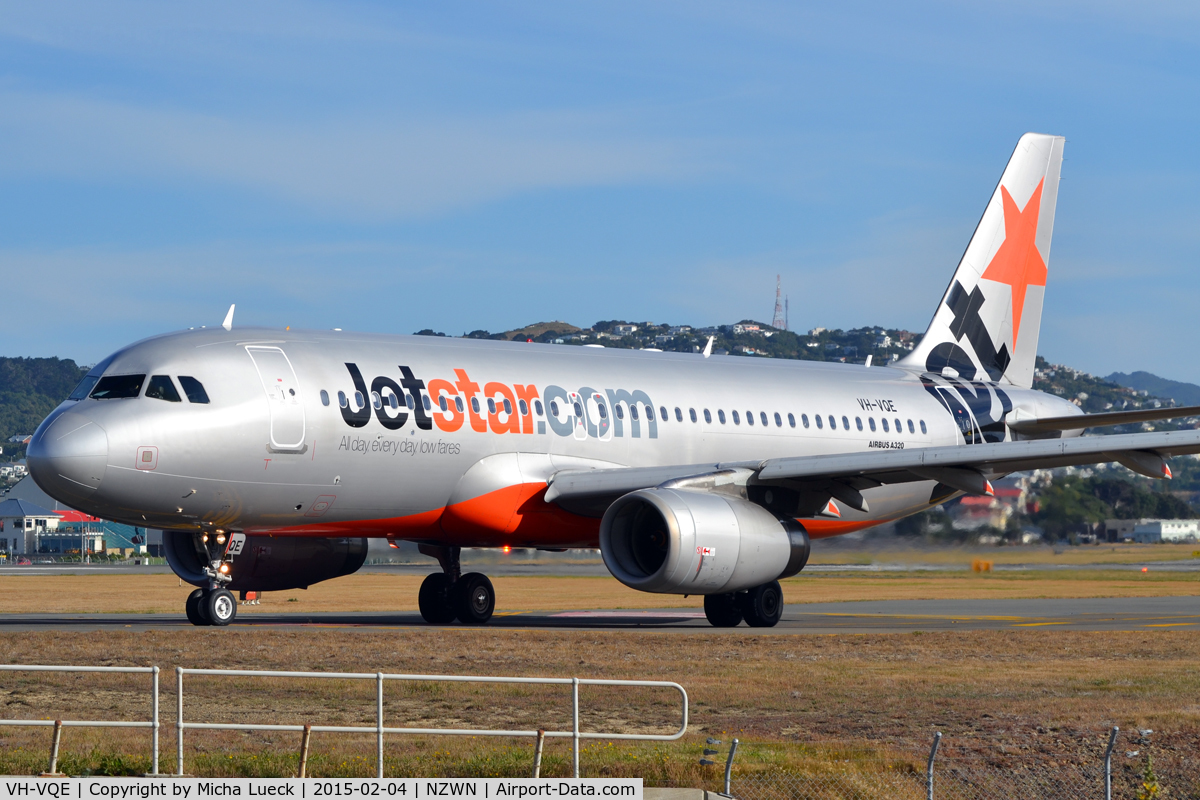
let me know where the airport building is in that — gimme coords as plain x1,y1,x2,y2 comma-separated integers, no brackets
0,476,149,556
1130,519,1200,543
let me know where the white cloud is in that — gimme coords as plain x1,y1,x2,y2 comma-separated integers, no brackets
0,92,704,219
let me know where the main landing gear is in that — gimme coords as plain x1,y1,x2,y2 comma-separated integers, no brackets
417,544,496,625
703,580,785,628
184,528,241,627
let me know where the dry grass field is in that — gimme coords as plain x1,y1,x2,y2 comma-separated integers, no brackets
1,627,1199,784
1,567,1199,614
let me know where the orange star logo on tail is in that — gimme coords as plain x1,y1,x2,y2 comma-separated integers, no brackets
981,178,1047,348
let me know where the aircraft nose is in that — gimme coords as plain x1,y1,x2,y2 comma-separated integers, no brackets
27,410,109,505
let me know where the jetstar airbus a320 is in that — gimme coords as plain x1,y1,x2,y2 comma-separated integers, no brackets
27,133,1200,628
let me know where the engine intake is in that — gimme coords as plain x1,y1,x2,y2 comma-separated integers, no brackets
164,532,368,591
599,488,809,594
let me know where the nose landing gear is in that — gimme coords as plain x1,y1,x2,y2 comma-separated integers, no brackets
417,544,496,625
183,529,243,627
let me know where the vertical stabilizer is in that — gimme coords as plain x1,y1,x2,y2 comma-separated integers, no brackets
900,133,1065,388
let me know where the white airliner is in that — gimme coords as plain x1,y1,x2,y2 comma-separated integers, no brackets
27,133,1200,628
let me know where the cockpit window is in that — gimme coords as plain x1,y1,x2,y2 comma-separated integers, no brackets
69,376,100,401
178,376,210,404
69,353,121,400
146,375,182,402
90,374,146,399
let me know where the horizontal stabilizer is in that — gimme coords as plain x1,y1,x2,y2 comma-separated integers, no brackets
1008,404,1200,435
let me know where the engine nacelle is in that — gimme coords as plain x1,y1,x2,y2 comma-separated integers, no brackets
599,488,810,595
164,532,368,592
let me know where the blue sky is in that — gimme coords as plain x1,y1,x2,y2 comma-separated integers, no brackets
2,2,1199,382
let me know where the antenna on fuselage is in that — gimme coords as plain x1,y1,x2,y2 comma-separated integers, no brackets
703,336,714,358
222,304,235,332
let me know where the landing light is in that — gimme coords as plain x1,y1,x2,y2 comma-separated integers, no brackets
502,546,511,554
216,534,227,545
201,534,209,543
219,563,230,574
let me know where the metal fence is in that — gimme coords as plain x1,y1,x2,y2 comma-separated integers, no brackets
0,665,160,776
174,667,687,778
0,663,687,778
728,728,1200,800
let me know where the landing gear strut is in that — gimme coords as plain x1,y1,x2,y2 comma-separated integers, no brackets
184,529,241,627
417,544,496,625
703,580,784,628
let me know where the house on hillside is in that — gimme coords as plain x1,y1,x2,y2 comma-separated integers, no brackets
1132,520,1200,543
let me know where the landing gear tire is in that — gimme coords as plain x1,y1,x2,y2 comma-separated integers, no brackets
418,573,457,624
204,588,237,626
740,580,784,628
703,593,744,627
455,573,495,624
185,588,211,626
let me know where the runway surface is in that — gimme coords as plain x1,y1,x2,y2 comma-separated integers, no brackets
4,596,1200,634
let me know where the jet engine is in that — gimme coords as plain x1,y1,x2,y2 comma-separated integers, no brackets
164,531,368,592
599,488,809,594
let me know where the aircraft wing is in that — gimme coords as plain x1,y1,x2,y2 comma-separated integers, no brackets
545,429,1200,514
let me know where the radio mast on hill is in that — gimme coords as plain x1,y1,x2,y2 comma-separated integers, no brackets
771,275,787,330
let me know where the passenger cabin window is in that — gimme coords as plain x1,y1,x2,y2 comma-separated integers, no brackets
732,410,741,425
573,402,583,417
472,397,481,414
550,401,560,417
788,413,796,428
440,396,449,412
390,394,399,410
920,420,927,434
422,395,431,411
761,411,768,427
703,409,712,423
146,375,182,403
660,406,668,421
881,418,888,432
519,399,528,416
488,398,497,414
841,415,850,430
320,390,330,407
630,405,639,421
457,397,466,413
801,414,808,428
815,415,823,429
775,412,782,427
895,418,902,433
372,391,383,410
406,394,416,410
338,391,348,409
90,374,145,399
689,408,697,423
596,402,606,419
615,404,625,420
534,400,543,416
718,409,726,424
827,415,836,430
676,407,684,422
354,391,365,410
746,410,754,426
907,419,915,434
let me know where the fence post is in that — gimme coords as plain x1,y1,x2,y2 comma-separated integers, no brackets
150,666,160,776
532,730,545,779
1104,726,1119,800
572,677,580,779
926,731,942,800
298,725,312,778
376,672,384,779
723,739,739,796
41,720,64,777
176,667,184,776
